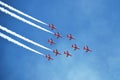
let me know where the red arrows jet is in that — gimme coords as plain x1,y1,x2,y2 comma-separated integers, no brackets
83,45,92,52
67,34,75,40
64,51,72,57
72,44,80,50
46,54,54,60
53,49,61,56
49,24,56,30
48,38,56,45
54,32,63,38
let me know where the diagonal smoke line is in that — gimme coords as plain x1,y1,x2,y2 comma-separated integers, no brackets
0,32,45,56
0,1,48,26
0,7,53,34
0,25,52,51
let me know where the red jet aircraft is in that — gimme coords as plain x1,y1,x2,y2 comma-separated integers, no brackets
67,34,75,40
46,54,54,60
64,51,72,57
54,32,63,38
83,45,92,52
49,24,56,30
53,49,61,56
72,44,80,50
48,38,56,45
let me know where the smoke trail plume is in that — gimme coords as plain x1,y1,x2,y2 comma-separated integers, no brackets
0,25,52,51
0,7,53,34
0,32,45,56
0,1,48,26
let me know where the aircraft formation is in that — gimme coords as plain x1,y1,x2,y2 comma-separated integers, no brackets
46,24,92,60
0,1,92,61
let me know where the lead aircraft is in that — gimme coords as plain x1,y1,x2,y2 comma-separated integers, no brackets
83,45,92,52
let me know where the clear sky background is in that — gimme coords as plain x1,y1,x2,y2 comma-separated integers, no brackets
0,0,120,80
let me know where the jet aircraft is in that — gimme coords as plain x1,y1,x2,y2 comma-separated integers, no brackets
54,32,63,38
64,51,72,57
49,24,56,30
53,49,61,56
72,44,80,50
83,45,92,52
46,54,54,60
48,38,56,45
67,34,75,40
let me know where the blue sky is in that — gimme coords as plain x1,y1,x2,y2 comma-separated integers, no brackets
0,0,120,80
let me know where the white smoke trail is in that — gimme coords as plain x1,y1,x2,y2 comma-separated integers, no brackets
0,25,52,51
0,1,48,26
0,7,53,34
0,32,45,56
